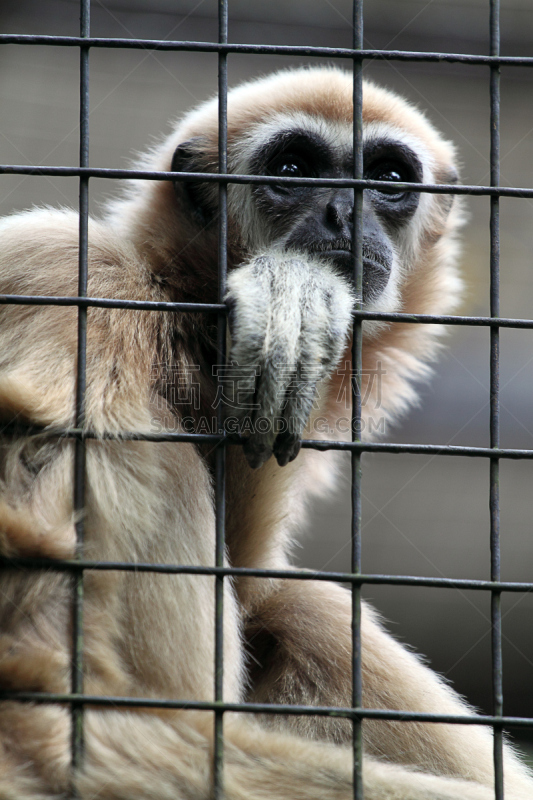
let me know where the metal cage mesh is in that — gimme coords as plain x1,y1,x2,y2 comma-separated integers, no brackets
0,2,532,799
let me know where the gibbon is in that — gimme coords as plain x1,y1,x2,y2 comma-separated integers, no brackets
0,66,530,800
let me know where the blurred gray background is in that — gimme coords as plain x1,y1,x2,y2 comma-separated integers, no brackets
1,0,533,751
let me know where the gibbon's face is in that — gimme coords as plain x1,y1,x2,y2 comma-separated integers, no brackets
248,119,423,307
171,69,458,312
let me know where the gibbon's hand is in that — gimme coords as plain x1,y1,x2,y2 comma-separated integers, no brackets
225,253,354,469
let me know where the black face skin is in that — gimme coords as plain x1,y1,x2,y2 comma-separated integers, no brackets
250,128,424,304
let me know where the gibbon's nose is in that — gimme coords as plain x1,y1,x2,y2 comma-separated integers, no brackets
325,189,353,233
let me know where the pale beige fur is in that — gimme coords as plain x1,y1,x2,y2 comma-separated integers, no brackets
0,67,530,800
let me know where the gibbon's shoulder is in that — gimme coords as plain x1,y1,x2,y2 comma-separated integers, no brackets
0,208,158,430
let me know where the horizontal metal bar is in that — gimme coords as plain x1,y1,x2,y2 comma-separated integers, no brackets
1,690,532,728
1,35,533,68
2,164,533,198
357,311,533,328
0,294,225,313
2,555,533,593
0,424,226,445
301,440,533,459
3,424,532,461
3,294,533,331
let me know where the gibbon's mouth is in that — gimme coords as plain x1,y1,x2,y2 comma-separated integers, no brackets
310,242,390,270
311,239,352,253
313,247,390,273
311,245,391,302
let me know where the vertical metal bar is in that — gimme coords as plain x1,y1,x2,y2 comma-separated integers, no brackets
71,0,90,782
352,1,364,798
214,2,228,798
489,1,503,798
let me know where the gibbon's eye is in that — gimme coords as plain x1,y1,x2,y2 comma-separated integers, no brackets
268,154,312,180
277,161,303,178
366,159,415,198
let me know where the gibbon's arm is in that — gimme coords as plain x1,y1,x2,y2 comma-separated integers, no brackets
225,256,533,799
222,253,533,798
225,251,354,468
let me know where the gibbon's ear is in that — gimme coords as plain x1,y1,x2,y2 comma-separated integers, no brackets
171,137,215,226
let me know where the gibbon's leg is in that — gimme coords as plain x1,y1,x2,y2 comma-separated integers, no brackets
245,579,533,800
0,671,500,800
77,710,496,800
0,472,501,800
0,430,243,795
0,483,501,800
